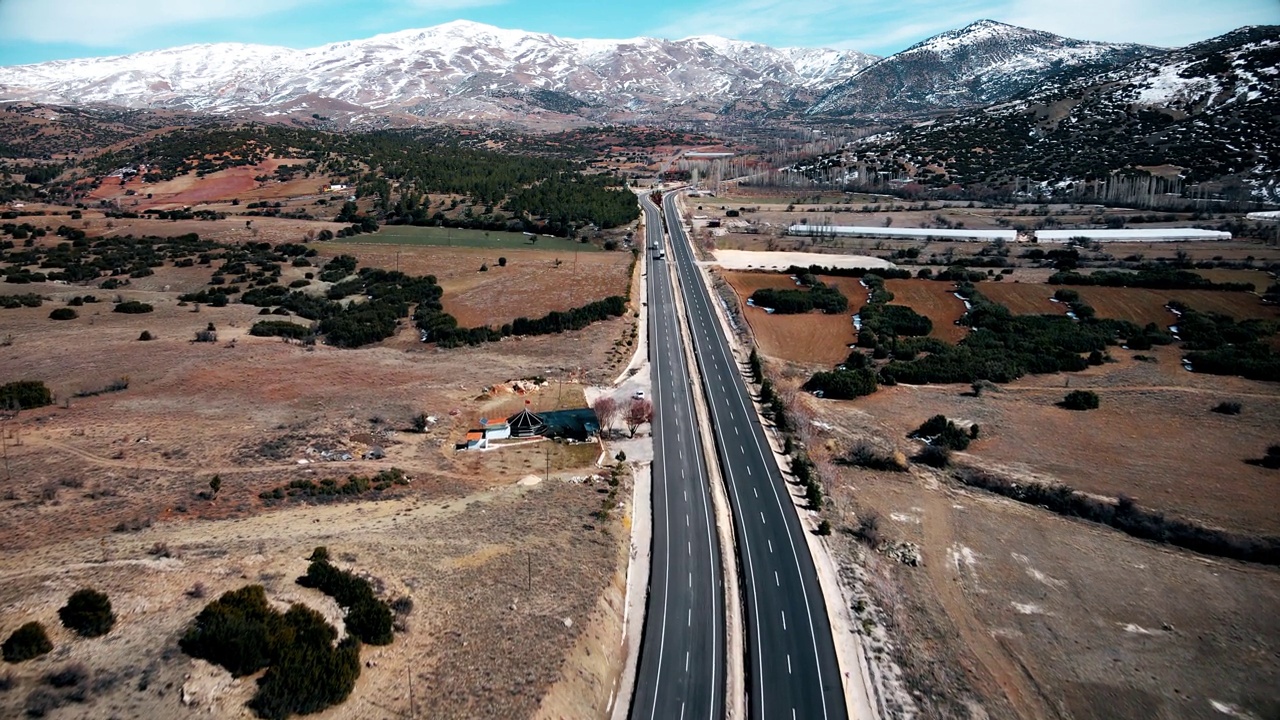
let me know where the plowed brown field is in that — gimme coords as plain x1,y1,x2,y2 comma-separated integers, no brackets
722,271,854,366
882,279,970,343
980,282,1065,316
1076,287,1279,327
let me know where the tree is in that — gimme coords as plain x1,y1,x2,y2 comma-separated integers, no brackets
59,588,115,637
209,475,222,498
497,257,507,267
625,397,653,438
591,396,619,436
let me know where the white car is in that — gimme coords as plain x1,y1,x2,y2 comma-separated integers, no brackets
633,390,645,399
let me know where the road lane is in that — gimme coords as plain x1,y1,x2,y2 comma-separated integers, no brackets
662,192,847,720
630,195,725,720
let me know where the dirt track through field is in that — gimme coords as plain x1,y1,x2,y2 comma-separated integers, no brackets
918,489,1054,719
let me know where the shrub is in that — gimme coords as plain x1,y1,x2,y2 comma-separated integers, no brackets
910,415,971,450
0,380,53,410
248,608,360,720
296,552,393,645
179,585,290,677
58,589,115,637
3,622,53,663
112,300,153,314
954,466,1280,565
853,512,882,546
844,442,907,472
48,307,77,320
1249,445,1280,470
1212,401,1242,415
43,663,88,689
138,330,153,341
816,519,832,536
1061,390,1100,410
917,445,952,468
180,585,362,720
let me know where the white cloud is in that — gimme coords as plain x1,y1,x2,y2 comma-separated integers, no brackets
0,0,310,45
1001,0,1279,47
0,0,505,46
652,0,1278,53
651,0,1001,53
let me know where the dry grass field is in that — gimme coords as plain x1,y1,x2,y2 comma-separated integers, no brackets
720,271,854,366
792,346,1280,719
0,223,640,719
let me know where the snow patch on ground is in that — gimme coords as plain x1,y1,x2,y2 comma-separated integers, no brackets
889,512,919,524
1210,700,1261,718
1011,602,1043,615
710,249,895,271
949,544,978,571
1122,623,1155,635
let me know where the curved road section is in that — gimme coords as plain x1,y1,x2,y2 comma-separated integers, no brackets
630,196,725,720
662,191,848,720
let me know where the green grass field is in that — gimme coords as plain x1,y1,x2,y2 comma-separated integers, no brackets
336,225,601,252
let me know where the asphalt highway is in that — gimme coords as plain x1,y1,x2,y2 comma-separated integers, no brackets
630,195,725,720
662,191,848,720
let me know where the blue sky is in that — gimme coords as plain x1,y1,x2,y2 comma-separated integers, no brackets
0,0,1276,66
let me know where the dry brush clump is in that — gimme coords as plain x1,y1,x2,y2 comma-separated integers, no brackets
843,441,909,472
953,465,1280,565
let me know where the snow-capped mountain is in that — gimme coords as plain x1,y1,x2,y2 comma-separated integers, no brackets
0,20,878,123
829,25,1280,199
809,20,1159,116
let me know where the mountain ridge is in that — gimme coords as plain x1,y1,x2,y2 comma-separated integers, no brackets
0,19,1207,126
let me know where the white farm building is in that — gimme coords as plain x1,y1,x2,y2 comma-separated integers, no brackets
788,225,1017,242
1034,228,1231,243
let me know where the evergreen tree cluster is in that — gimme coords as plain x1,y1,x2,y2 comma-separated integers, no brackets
1049,266,1256,291
418,294,628,347
910,414,977,450
179,585,362,720
749,281,848,314
0,380,52,409
1177,307,1280,381
503,173,640,232
249,320,312,340
296,550,394,646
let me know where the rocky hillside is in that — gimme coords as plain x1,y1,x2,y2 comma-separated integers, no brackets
810,20,1159,117
822,26,1280,201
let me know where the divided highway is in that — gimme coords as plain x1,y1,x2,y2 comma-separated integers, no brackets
661,191,848,720
630,195,725,720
